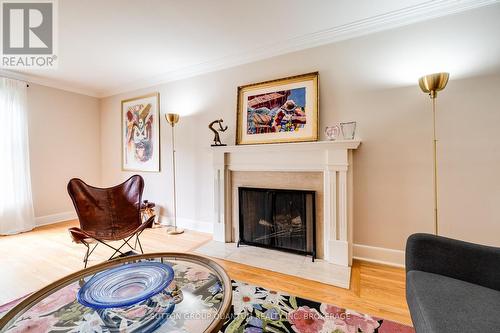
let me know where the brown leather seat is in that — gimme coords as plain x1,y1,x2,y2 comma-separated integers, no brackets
67,175,154,267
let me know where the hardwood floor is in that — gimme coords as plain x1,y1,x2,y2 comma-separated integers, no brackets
0,220,411,326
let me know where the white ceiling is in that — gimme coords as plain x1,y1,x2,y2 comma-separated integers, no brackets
1,0,499,97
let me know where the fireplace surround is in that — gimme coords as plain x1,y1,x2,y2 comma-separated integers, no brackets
211,140,361,267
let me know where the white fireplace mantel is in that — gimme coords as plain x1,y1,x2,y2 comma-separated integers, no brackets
211,140,361,267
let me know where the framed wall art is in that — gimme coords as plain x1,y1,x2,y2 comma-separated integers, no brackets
121,93,160,172
236,72,319,145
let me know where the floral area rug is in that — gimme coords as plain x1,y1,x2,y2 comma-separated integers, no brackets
222,281,414,333
0,281,414,333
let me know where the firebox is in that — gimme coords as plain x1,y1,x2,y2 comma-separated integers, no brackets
238,187,316,260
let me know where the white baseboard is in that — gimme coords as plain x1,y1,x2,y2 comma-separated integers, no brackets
353,243,405,268
155,217,404,267
35,211,77,227
160,216,213,234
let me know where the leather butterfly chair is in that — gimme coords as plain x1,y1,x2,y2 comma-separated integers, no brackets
67,175,154,268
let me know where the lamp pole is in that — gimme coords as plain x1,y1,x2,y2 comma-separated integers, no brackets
431,96,438,235
165,113,183,235
418,73,449,235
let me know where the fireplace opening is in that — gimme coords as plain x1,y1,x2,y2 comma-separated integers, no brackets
238,187,316,260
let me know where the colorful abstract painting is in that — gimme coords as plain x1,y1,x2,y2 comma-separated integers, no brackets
247,87,306,135
237,73,318,145
122,93,160,172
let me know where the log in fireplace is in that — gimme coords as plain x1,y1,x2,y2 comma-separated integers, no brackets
238,187,316,260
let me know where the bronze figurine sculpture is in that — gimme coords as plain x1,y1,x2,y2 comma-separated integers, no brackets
209,119,228,146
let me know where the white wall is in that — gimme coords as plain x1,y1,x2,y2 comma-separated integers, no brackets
99,7,500,264
28,84,100,225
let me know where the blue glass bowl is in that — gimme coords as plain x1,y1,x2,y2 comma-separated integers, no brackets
77,261,174,309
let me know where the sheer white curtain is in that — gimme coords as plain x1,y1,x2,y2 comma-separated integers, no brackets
0,77,35,235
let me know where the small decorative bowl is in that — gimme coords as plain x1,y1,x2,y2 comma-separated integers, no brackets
325,125,341,140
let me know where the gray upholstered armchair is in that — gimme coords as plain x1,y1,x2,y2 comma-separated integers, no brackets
405,233,500,332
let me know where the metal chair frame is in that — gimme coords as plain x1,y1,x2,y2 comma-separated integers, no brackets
80,229,148,268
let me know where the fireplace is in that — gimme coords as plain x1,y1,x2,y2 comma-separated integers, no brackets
238,187,316,260
212,140,360,267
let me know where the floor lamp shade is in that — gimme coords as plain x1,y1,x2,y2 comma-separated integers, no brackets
419,72,449,235
165,113,183,235
419,73,449,99
166,113,179,125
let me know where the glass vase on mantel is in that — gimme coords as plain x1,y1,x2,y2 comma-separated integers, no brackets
340,121,357,140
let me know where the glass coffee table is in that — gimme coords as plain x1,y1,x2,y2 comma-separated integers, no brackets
0,253,232,332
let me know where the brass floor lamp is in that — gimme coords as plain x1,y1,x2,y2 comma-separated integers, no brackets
165,113,184,235
418,72,449,235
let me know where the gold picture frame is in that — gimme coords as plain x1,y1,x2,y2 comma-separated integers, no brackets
236,72,319,145
121,92,161,172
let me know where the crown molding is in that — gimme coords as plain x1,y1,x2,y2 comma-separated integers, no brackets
98,0,499,98
0,69,99,97
3,0,499,98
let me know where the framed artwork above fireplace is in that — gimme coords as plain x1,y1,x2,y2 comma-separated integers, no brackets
236,72,319,145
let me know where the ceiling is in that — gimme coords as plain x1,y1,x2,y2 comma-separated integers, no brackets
1,0,499,97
